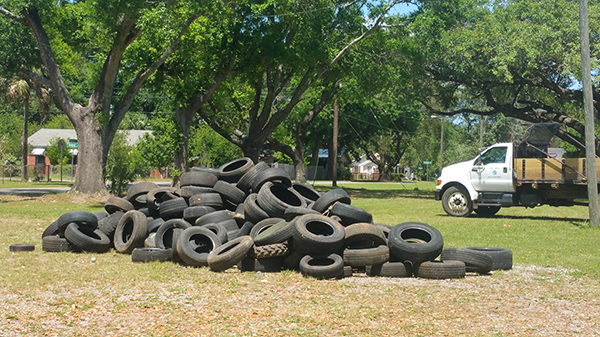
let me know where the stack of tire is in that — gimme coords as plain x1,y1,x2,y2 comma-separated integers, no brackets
41,157,512,280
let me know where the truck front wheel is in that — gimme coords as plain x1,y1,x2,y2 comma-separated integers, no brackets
442,186,472,217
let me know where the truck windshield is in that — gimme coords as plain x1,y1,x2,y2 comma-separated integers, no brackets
479,146,507,165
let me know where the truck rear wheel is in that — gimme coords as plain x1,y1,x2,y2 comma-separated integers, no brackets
442,186,472,217
474,206,501,217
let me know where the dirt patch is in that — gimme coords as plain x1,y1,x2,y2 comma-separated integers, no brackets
0,264,598,336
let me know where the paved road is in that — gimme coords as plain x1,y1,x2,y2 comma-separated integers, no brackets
0,187,71,195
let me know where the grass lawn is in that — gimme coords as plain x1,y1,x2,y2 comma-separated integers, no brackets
1,183,599,336
0,180,73,189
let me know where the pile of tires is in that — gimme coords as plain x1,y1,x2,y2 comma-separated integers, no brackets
41,157,512,280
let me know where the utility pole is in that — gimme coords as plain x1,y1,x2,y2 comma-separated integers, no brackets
332,95,339,187
579,0,599,228
439,117,444,173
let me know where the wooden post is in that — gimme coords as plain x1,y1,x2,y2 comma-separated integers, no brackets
579,0,599,228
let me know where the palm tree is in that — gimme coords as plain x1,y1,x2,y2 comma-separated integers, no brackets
9,79,31,182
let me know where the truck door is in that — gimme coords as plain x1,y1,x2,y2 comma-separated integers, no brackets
470,145,516,192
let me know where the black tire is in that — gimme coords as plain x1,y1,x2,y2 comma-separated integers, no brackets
291,182,321,203
97,211,125,239
253,219,293,246
155,219,192,250
218,157,254,183
388,222,444,265
237,161,269,193
311,188,351,213
299,253,344,279
126,182,159,201
251,167,292,192
338,265,353,279
283,207,319,221
146,217,165,233
42,221,59,238
373,223,393,241
238,221,255,237
189,193,224,208
257,182,307,218
344,223,387,248
243,193,269,224
94,211,108,221
176,227,222,267
194,210,233,227
179,171,218,187
207,236,254,272
253,243,289,259
42,235,71,252
473,206,501,217
105,196,134,214
441,248,494,274
465,247,513,270
180,186,214,198
9,243,35,252
159,197,188,220
416,260,466,279
190,166,219,176
183,206,216,223
113,211,148,254
213,180,246,205
131,247,172,263
113,210,148,254
56,211,98,236
64,223,111,253
366,262,411,277
343,245,389,267
330,203,373,226
441,186,472,217
249,218,285,239
147,187,180,215
238,256,283,272
200,223,229,244
292,214,346,254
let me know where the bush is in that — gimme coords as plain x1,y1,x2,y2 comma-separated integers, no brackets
105,132,144,196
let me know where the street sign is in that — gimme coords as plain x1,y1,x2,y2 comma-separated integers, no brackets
67,139,78,148
423,161,432,165
418,167,423,170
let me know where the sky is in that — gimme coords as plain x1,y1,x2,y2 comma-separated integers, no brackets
389,2,419,16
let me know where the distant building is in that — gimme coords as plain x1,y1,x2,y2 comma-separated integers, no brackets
27,128,151,166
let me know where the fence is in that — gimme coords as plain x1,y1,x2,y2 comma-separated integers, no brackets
0,164,78,182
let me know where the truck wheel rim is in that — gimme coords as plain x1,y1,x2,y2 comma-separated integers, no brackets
448,192,467,212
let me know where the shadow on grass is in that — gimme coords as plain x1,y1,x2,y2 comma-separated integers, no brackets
471,214,588,223
314,186,435,200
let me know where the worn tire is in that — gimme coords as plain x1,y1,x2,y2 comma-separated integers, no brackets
189,193,224,208
251,167,292,192
42,220,60,238
311,188,351,213
183,206,216,223
159,197,188,220
176,227,222,267
283,206,319,221
465,247,513,270
194,210,233,227
126,182,159,201
207,236,254,272
344,223,387,248
243,193,269,224
213,180,246,205
200,223,229,244
64,223,111,253
388,222,444,265
441,247,494,274
114,210,148,254
330,203,373,226
366,262,411,277
180,186,214,198
180,171,218,187
257,182,306,218
441,186,472,217
237,161,269,193
343,245,389,267
253,219,293,246
249,218,285,239
416,260,466,279
292,214,345,254
97,211,124,240
56,211,98,236
9,243,35,252
155,219,192,250
299,253,344,279
253,243,289,259
42,235,71,252
131,247,172,263
291,182,321,204
218,157,254,183
105,196,134,214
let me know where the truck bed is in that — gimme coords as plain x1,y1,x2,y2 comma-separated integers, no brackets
514,158,600,184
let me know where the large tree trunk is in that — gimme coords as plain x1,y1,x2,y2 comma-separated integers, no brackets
71,108,106,194
21,96,29,182
174,109,192,174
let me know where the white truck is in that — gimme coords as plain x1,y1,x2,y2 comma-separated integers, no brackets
434,124,597,217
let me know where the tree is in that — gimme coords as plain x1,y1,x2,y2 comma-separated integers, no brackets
105,131,143,196
408,0,600,154
137,116,182,179
0,1,204,193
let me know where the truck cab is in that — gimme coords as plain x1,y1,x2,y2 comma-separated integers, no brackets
435,143,516,217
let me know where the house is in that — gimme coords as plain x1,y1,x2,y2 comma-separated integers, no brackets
351,155,380,180
27,128,151,167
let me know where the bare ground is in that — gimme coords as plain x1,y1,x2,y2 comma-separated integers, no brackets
1,264,599,336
